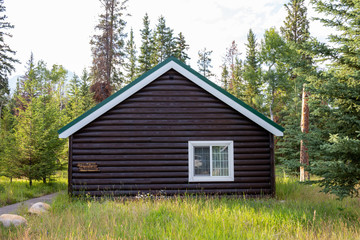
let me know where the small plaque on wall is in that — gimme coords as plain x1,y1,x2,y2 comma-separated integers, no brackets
77,162,99,172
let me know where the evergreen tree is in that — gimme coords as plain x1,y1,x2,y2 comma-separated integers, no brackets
197,48,213,78
151,16,174,65
0,0,18,119
173,32,190,63
220,63,229,91
90,0,128,103
138,13,153,75
229,58,244,99
66,69,94,121
243,29,262,109
280,0,309,44
124,28,137,84
306,0,360,198
0,104,18,181
13,58,66,186
279,0,311,181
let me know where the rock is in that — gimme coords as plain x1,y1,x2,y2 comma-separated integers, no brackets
0,214,27,227
28,202,51,215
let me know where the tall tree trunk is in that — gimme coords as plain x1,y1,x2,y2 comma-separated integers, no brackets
300,84,310,181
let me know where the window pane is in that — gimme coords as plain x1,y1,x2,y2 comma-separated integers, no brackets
194,147,210,176
212,146,229,176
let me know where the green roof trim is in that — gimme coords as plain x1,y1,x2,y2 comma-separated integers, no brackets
58,56,284,136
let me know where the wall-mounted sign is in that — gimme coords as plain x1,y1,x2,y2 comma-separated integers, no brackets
77,162,99,172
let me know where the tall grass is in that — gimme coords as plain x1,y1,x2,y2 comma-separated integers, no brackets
0,172,67,207
1,174,360,239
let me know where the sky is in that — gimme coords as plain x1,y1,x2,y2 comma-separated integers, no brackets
5,0,329,89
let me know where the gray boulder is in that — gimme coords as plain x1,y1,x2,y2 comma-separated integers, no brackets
28,202,51,215
0,214,27,227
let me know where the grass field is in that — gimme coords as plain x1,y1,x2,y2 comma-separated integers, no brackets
1,174,359,239
0,172,67,207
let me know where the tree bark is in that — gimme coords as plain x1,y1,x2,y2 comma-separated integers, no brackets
300,84,310,181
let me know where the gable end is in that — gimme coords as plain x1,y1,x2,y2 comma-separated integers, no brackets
59,57,284,138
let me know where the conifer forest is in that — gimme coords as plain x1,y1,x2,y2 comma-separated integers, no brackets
0,0,360,200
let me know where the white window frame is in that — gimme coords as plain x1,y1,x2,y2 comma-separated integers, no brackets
188,141,234,182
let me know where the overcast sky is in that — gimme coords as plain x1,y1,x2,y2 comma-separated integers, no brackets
5,0,329,88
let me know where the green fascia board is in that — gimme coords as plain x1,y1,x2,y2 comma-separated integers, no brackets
58,56,284,135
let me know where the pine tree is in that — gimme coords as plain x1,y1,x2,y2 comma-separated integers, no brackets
0,0,18,120
197,48,213,78
280,0,309,44
124,28,137,84
306,0,360,198
229,58,244,99
90,0,128,103
66,70,94,121
138,13,153,75
0,104,18,181
220,63,229,91
280,0,311,181
243,29,262,109
151,16,174,65
13,58,66,186
173,32,190,63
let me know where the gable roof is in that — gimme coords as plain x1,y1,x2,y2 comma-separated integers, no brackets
58,57,284,138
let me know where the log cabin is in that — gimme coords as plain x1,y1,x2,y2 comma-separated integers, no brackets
58,57,284,197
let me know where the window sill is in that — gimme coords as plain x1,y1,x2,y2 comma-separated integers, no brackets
189,176,234,182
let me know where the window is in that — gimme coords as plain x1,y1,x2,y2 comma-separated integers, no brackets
188,141,234,182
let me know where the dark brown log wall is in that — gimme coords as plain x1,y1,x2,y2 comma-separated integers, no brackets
70,70,274,196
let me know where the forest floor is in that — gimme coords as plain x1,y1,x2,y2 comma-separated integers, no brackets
0,172,67,207
1,173,359,239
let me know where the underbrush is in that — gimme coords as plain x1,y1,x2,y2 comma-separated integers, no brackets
0,172,67,207
1,174,359,239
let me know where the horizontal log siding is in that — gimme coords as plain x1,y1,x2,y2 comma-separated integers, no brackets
71,70,273,196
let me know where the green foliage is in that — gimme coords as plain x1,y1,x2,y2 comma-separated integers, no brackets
10,57,67,186
260,27,291,121
90,0,128,101
306,0,360,198
197,48,213,78
220,63,229,91
138,13,153,75
276,98,302,173
280,0,309,44
0,0,18,98
137,14,189,76
151,15,175,65
124,28,137,84
0,104,17,179
243,29,262,109
173,32,190,63
275,0,312,180
66,70,94,121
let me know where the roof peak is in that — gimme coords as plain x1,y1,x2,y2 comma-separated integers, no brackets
59,57,284,138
